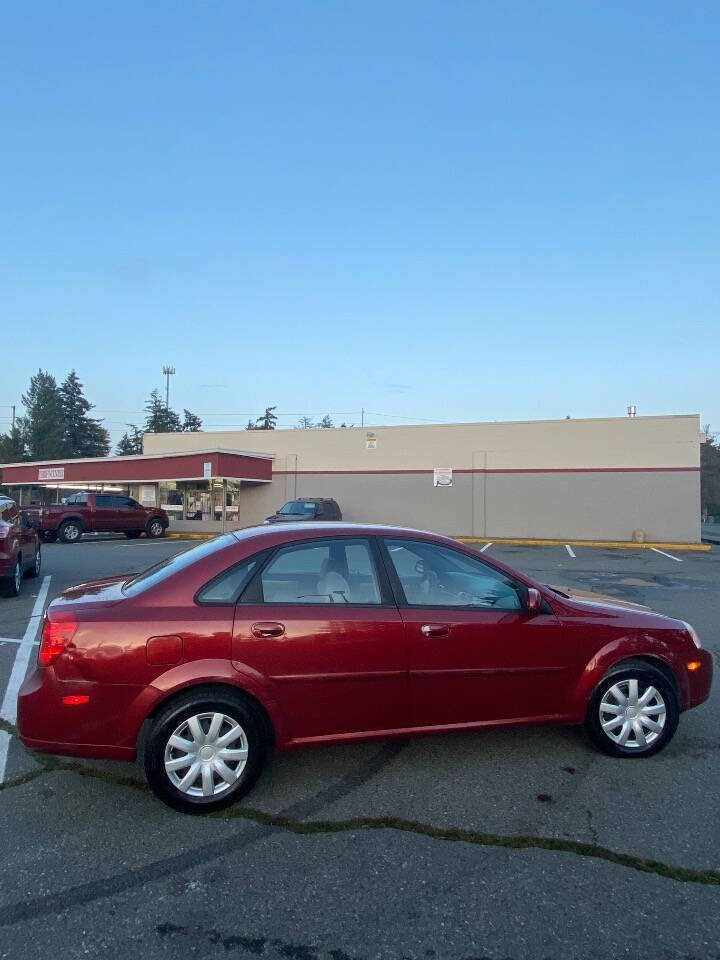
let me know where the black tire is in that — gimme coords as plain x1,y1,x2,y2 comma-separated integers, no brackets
124,530,142,539
2,557,22,598
58,519,83,544
25,547,41,579
143,688,268,813
42,531,57,543
146,517,165,539
585,660,679,758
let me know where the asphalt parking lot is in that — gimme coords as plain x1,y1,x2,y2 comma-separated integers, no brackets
0,536,718,959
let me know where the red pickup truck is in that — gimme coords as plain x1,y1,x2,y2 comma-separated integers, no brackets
25,492,169,543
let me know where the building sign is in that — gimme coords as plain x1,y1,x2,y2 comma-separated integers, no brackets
203,461,212,478
38,467,64,481
365,432,377,450
140,485,155,505
433,467,453,487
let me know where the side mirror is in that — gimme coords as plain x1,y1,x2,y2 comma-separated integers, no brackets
526,587,542,615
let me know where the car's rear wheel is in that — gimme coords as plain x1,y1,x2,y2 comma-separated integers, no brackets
26,547,41,579
146,518,165,538
58,520,82,544
2,557,22,597
585,661,678,758
143,689,268,813
124,530,142,539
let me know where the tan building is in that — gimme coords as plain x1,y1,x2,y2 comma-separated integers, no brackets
140,414,702,542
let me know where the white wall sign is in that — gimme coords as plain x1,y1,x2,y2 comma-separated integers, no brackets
365,432,377,450
140,485,156,504
38,467,64,481
433,467,453,487
203,461,212,478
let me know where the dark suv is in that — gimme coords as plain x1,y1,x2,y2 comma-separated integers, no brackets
265,498,342,524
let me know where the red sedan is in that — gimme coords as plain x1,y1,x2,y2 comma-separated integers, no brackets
18,523,712,812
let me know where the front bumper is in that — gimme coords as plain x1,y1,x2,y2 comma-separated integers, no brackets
683,648,713,710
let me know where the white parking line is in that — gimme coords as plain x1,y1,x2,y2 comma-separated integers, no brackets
565,544,576,558
0,575,51,783
651,547,683,562
480,542,492,553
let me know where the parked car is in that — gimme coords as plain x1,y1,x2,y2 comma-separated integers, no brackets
18,522,712,813
0,497,41,597
265,498,341,523
23,492,169,543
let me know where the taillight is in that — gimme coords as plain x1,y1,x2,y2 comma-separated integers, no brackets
39,615,77,667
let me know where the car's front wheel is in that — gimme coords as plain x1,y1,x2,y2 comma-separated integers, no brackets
146,518,165,538
2,557,22,598
25,547,41,579
585,660,679,758
143,689,268,813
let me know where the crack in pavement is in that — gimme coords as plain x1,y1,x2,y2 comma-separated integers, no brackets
0,742,718,926
0,739,407,928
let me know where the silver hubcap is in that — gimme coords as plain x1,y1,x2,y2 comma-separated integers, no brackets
14,561,21,593
151,522,162,536
65,525,79,541
600,678,666,749
35,551,41,574
164,712,249,798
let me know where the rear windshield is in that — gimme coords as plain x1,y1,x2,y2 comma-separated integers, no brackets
278,501,316,516
122,535,236,597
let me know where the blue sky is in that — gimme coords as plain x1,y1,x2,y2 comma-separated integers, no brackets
2,1,718,447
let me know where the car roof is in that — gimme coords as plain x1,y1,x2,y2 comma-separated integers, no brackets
233,521,458,545
284,498,336,503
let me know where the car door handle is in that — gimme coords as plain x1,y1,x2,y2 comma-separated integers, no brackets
421,623,450,638
251,622,285,638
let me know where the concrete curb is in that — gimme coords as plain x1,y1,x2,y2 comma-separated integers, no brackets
459,537,711,551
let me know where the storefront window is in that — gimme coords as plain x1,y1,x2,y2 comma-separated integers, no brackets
158,482,184,518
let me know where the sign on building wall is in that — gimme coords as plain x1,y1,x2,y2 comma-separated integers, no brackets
38,467,64,481
203,461,212,478
433,467,453,487
140,485,156,504
365,432,377,450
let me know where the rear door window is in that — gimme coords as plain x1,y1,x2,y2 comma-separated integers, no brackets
253,538,381,604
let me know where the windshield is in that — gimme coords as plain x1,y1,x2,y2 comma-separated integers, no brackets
122,535,236,597
278,501,316,516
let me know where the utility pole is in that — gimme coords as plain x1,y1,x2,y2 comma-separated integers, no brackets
361,407,364,428
11,405,15,430
162,366,175,411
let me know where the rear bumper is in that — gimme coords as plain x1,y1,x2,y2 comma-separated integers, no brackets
17,665,153,762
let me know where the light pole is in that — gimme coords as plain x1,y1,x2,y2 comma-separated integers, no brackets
162,366,175,411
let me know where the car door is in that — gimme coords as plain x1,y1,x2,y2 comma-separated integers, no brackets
380,537,575,728
19,512,37,571
119,496,147,531
91,494,120,531
231,536,408,742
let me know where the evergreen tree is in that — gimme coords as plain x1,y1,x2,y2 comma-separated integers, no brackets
0,422,27,463
296,416,315,429
701,425,720,516
182,409,203,432
318,414,334,429
22,370,65,460
246,419,256,430
59,370,110,457
144,389,182,433
254,406,277,430
116,425,144,455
